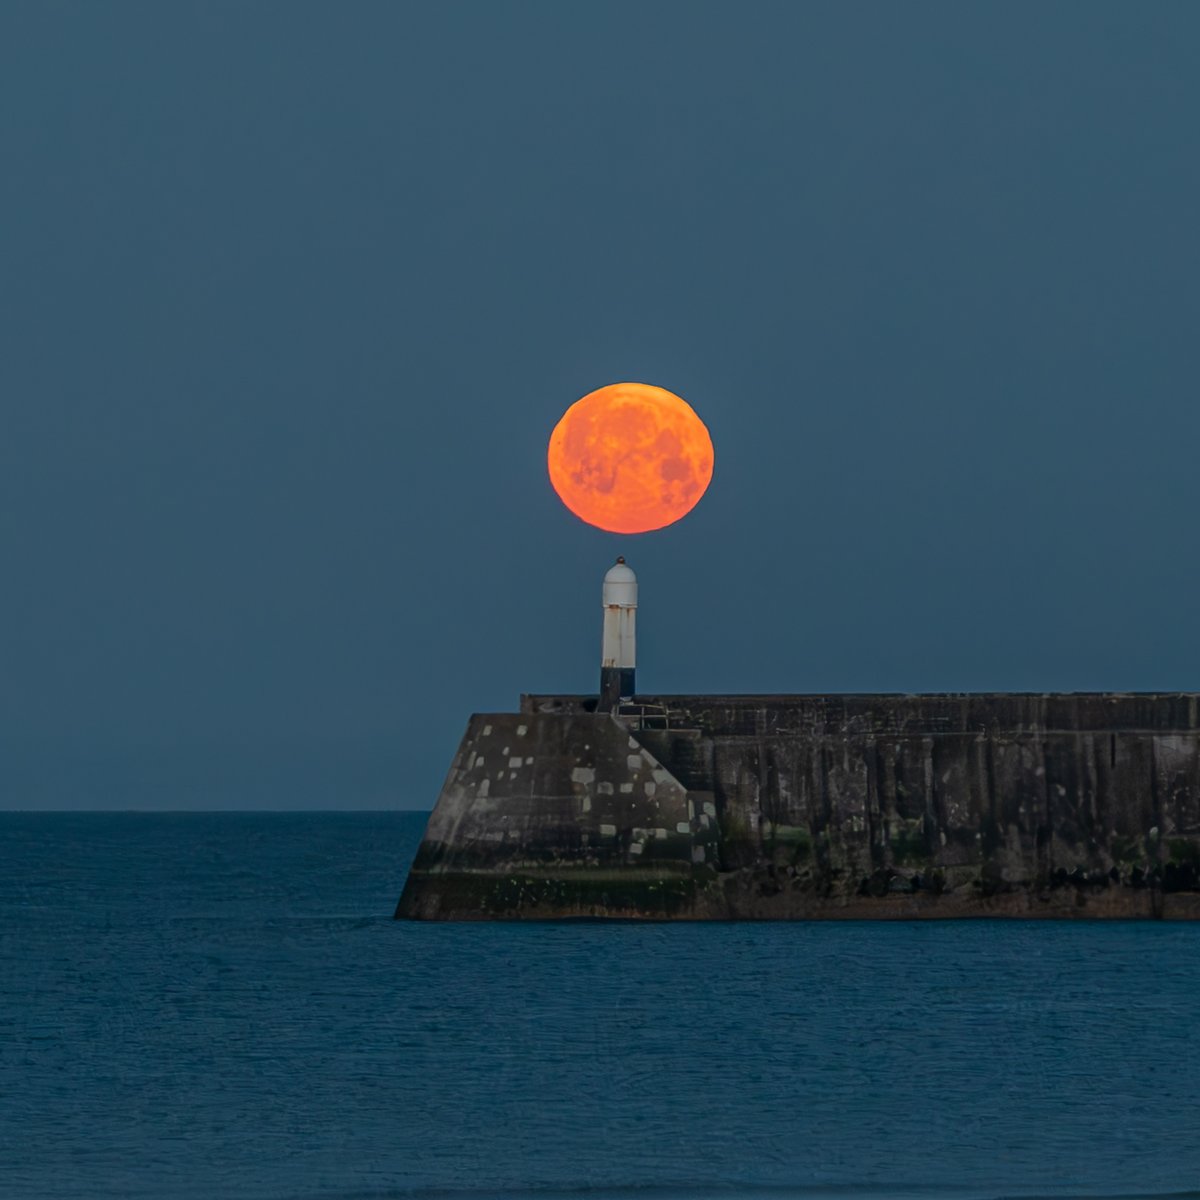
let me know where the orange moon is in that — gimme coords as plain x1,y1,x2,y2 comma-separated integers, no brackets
547,382,714,534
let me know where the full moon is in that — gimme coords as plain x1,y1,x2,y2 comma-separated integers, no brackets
547,382,714,534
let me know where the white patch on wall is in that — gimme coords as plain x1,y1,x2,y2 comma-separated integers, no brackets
516,725,527,737
620,783,633,794
599,824,617,837
571,767,596,784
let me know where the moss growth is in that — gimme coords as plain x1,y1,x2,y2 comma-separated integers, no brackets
720,809,751,845
1110,834,1141,864
889,826,928,867
1168,839,1200,867
765,824,812,864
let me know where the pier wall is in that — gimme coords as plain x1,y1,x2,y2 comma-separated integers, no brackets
398,693,1200,919
396,713,717,919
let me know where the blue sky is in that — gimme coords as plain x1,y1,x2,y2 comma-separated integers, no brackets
3,1,1198,808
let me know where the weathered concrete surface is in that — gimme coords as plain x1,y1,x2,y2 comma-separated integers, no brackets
395,713,717,919
397,693,1200,920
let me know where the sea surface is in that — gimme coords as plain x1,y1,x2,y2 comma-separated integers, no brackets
3,812,1200,1200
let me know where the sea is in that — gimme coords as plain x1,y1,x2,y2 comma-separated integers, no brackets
3,811,1199,1200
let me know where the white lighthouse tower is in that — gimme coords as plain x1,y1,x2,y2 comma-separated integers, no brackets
600,557,637,710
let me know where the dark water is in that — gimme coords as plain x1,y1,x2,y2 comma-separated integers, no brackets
3,813,1200,1200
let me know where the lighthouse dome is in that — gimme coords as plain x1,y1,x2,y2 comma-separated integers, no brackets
602,557,638,607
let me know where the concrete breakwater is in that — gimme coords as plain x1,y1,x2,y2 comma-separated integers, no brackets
395,692,1200,919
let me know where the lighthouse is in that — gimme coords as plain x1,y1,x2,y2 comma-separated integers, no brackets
600,557,637,710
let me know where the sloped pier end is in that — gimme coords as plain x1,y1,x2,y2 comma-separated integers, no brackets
395,693,1200,920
